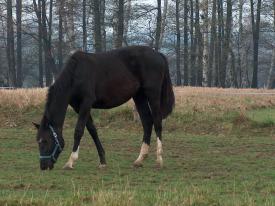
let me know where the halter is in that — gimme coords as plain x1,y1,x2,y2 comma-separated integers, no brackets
39,124,63,162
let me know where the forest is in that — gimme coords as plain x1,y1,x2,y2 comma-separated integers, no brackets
0,0,274,88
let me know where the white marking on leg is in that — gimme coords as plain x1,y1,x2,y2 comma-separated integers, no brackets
134,143,149,167
156,137,163,168
63,147,79,170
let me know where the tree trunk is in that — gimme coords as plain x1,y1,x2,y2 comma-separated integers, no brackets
221,0,232,87
183,0,189,85
154,0,162,51
237,0,244,87
41,0,57,85
202,0,209,86
159,0,168,49
250,0,262,88
124,0,132,46
216,0,224,87
58,0,64,71
83,0,87,52
176,0,181,86
93,0,102,52
190,0,196,86
100,0,106,51
16,0,22,87
196,0,203,86
267,0,275,88
208,0,217,87
7,0,16,87
33,0,44,87
114,0,124,48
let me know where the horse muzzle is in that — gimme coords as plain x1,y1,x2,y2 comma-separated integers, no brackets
40,159,54,170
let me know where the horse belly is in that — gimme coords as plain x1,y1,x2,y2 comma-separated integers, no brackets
93,77,140,109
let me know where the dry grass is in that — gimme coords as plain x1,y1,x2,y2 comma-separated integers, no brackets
1,87,275,113
175,87,275,113
0,88,46,109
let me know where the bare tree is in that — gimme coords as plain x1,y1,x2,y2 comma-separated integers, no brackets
58,0,64,71
195,0,203,86
16,0,22,87
175,0,181,85
113,0,124,48
33,0,44,87
250,0,262,88
183,0,189,85
207,0,217,87
101,0,106,51
159,0,168,49
6,0,16,87
220,0,232,87
83,0,87,52
93,0,102,52
154,0,162,51
267,0,275,88
124,0,132,46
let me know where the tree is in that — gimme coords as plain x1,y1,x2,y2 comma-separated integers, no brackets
154,0,162,51
250,0,262,88
183,0,189,86
267,0,275,88
100,0,106,51
190,0,196,86
58,0,64,71
33,0,44,87
93,0,102,52
207,0,217,87
195,0,203,86
7,0,16,87
83,0,87,52
114,0,124,48
16,0,23,87
220,0,232,87
159,0,168,49
175,0,181,85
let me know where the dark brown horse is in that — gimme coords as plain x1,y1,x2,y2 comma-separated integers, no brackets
34,46,175,170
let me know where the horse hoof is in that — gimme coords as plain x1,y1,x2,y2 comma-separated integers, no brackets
63,163,73,170
155,162,163,169
98,164,107,169
133,161,143,168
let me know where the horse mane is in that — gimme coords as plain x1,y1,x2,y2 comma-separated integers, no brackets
44,55,78,120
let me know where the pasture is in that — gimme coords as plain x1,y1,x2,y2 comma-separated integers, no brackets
1,87,275,205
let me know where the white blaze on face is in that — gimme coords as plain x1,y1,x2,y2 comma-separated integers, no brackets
156,137,163,167
134,143,149,166
63,146,79,169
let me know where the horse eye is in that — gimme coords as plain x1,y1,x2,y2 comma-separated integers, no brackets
38,139,47,144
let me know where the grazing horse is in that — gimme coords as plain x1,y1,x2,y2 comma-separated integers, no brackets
33,46,175,170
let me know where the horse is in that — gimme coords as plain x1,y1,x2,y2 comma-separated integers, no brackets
33,46,175,170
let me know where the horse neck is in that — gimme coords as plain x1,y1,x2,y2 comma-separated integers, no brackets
45,87,70,132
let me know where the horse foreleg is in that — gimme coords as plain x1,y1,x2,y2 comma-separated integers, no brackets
63,102,91,170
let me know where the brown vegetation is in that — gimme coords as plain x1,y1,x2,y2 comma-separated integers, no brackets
1,87,275,112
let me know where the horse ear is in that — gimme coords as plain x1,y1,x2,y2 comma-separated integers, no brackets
32,122,40,130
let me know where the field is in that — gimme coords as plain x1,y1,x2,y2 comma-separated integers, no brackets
1,87,275,205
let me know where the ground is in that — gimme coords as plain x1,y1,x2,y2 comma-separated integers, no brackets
1,87,275,206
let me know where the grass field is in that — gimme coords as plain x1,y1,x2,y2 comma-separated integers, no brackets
1,87,275,205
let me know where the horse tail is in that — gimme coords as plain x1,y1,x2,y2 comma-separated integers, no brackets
160,53,175,119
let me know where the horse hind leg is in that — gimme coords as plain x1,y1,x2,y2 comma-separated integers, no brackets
133,92,153,167
146,91,163,168
86,115,106,169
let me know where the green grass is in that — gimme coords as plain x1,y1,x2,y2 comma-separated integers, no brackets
1,105,275,205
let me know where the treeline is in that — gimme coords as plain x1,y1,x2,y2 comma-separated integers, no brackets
0,0,274,88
